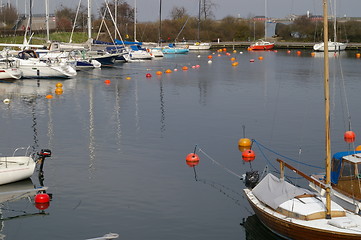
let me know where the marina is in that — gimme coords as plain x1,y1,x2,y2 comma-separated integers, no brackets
0,48,361,239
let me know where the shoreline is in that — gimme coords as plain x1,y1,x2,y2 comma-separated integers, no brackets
210,41,361,50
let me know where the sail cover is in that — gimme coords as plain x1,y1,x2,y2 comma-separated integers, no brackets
252,173,312,210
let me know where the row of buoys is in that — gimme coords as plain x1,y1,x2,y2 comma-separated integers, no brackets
146,66,201,78
46,82,64,99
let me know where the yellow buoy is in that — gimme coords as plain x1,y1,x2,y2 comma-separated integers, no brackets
356,145,361,151
356,53,361,58
156,71,163,75
56,82,63,88
258,56,264,60
238,138,252,148
46,95,53,99
233,50,237,53
231,62,239,66
230,57,236,62
126,77,132,80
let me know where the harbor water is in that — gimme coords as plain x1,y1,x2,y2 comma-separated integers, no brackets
0,49,360,239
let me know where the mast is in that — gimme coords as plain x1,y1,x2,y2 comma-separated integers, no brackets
45,0,49,42
333,0,337,42
159,0,162,45
134,0,137,42
115,0,117,40
197,0,201,41
264,0,267,40
323,0,331,219
87,0,92,39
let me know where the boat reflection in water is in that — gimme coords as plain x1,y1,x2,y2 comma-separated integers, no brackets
243,214,283,240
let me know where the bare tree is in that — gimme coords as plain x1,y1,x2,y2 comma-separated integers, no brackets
170,6,188,20
201,0,216,20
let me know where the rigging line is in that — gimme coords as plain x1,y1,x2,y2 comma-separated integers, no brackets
253,139,323,169
197,148,242,179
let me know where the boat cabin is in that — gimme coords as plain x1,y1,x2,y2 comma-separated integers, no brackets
331,151,361,200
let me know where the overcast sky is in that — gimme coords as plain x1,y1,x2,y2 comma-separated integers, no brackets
12,0,361,21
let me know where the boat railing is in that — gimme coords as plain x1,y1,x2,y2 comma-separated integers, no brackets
12,146,31,157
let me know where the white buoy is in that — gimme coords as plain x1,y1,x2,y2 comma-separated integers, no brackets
3,99,10,104
208,60,212,64
197,55,201,58
240,52,243,54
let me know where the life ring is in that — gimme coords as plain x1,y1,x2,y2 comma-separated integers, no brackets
195,42,200,46
146,48,150,52
185,45,189,49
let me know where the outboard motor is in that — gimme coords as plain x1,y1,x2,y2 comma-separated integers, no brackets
37,149,52,176
245,171,259,188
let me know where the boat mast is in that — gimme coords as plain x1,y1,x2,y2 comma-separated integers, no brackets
323,0,331,219
87,0,92,39
159,0,162,45
197,0,201,41
134,0,137,42
45,0,49,42
264,0,267,40
333,0,337,42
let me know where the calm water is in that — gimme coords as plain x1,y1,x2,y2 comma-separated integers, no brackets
0,49,361,239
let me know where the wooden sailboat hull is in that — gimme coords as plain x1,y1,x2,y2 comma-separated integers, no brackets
244,189,361,240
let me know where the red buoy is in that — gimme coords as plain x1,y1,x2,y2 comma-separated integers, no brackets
35,193,50,203
344,131,356,143
146,73,152,78
242,150,256,162
186,153,200,167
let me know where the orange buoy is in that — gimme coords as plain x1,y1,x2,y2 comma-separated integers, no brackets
223,48,227,52
208,55,213,59
56,82,63,88
55,88,63,95
287,50,291,54
233,50,237,53
182,66,188,71
165,69,172,73
156,71,163,75
297,51,301,55
231,62,239,66
311,52,316,57
230,57,236,61
126,76,132,80
185,153,200,167
356,53,361,58
258,56,264,60
146,73,152,78
242,150,256,162
104,79,111,84
356,145,361,151
344,131,356,143
45,95,53,99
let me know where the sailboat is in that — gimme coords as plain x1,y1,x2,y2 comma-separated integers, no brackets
185,0,211,50
249,0,274,51
243,1,361,239
313,0,347,52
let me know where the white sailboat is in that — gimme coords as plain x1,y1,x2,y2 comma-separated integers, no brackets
313,0,347,52
243,1,361,239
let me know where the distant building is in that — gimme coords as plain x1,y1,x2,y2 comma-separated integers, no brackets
253,16,267,21
16,14,57,31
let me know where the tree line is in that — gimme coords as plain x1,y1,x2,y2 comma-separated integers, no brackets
1,1,361,43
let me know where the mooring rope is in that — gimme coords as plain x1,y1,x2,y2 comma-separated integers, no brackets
197,148,243,179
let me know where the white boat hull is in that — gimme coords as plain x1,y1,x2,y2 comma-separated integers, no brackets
0,156,36,185
313,41,347,51
0,68,22,80
18,59,77,78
